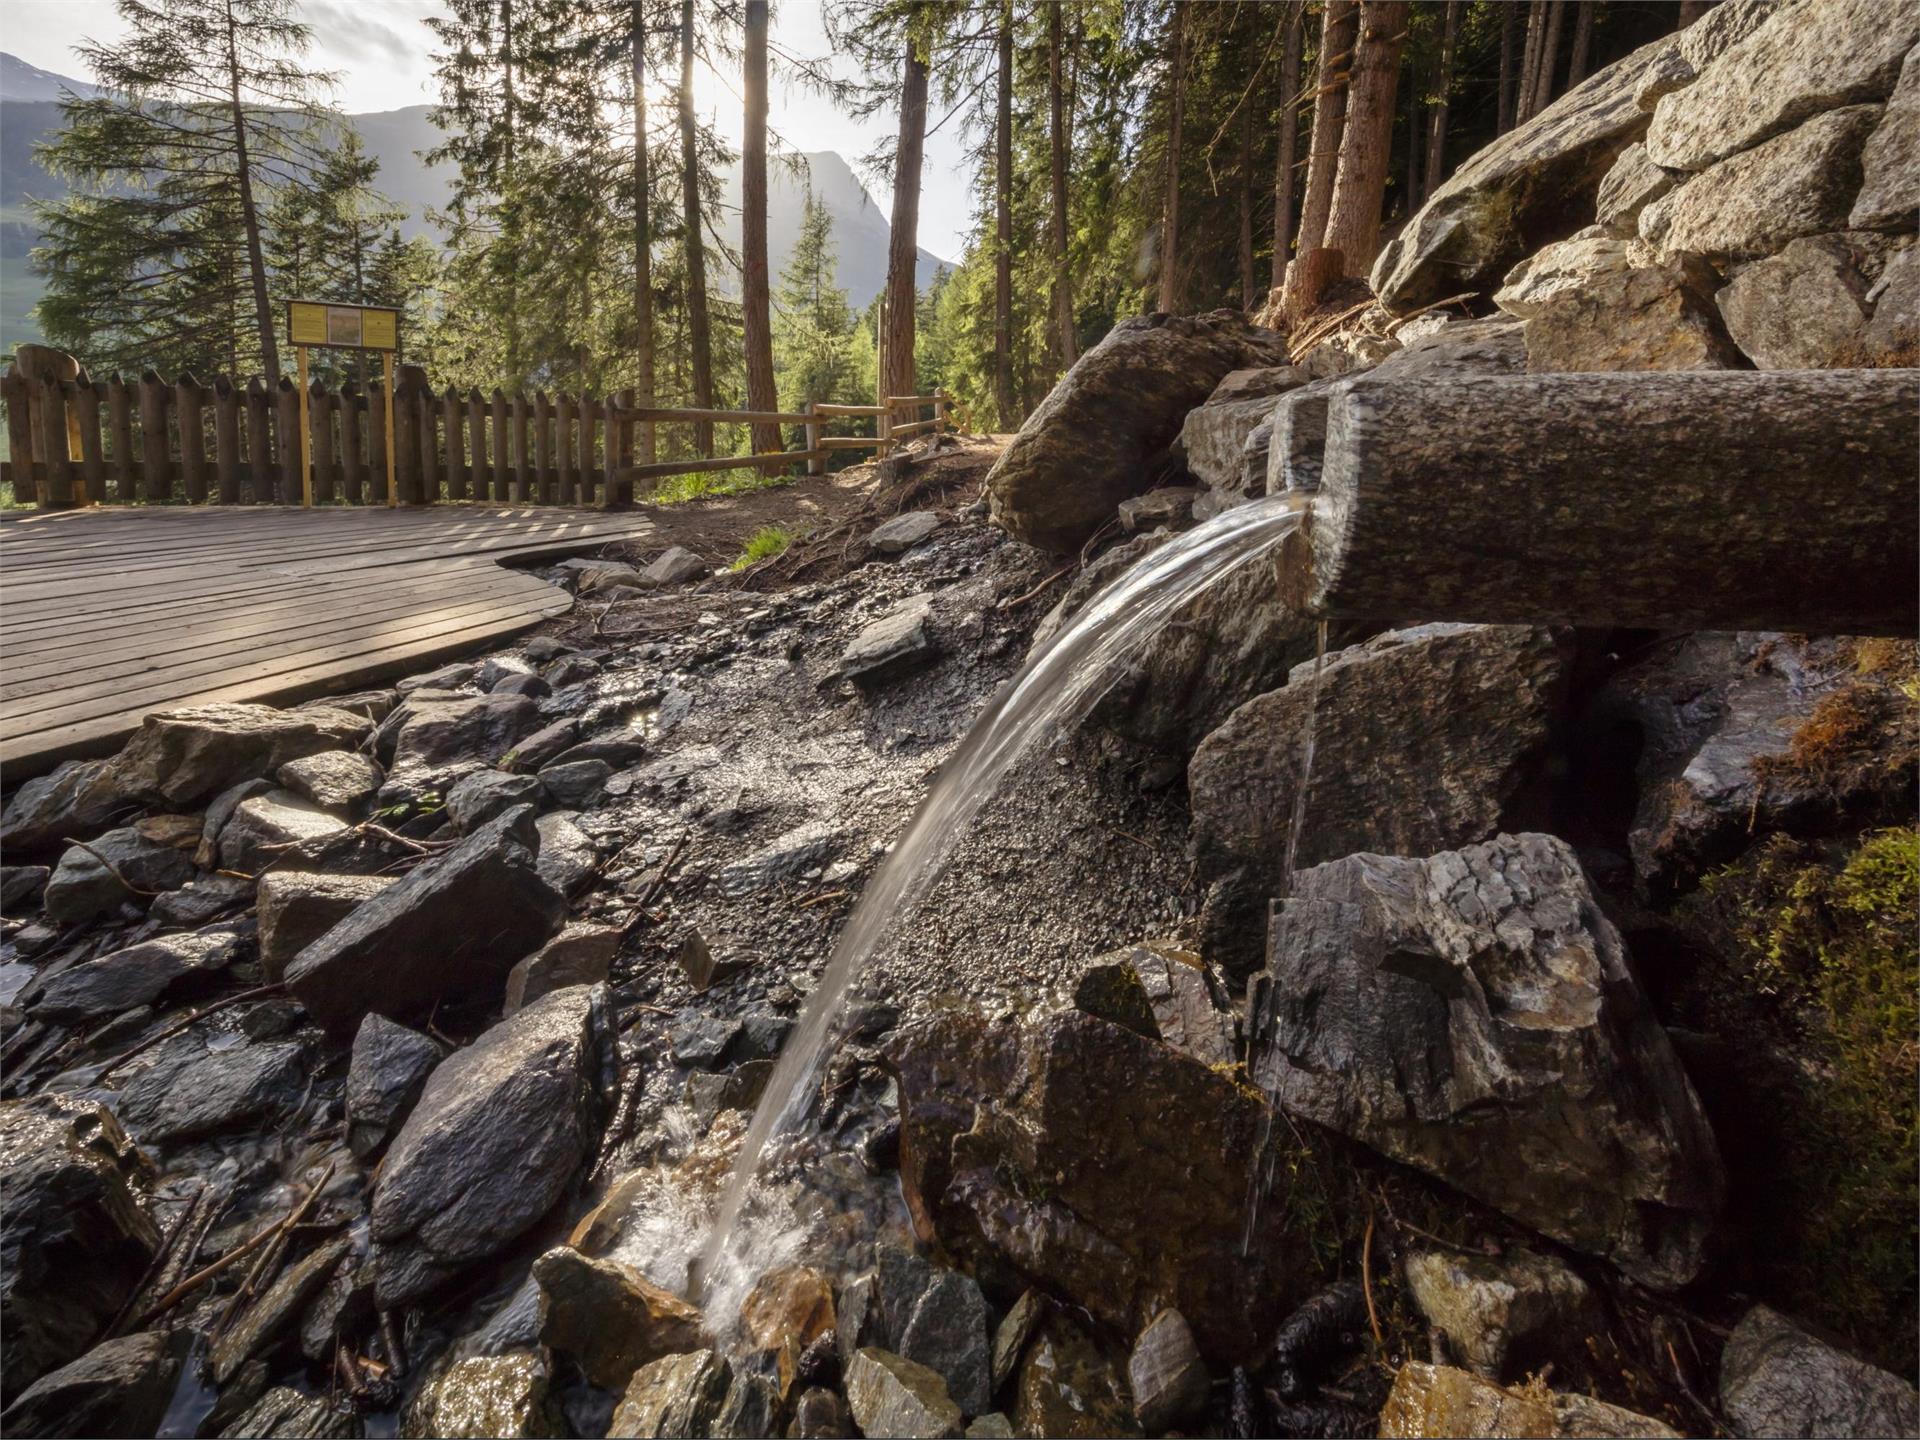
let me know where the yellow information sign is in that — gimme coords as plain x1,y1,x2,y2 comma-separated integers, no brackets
283,299,402,353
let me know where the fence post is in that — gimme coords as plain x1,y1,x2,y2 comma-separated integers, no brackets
611,387,634,506
805,400,825,477
511,391,530,503
245,376,272,503
491,388,511,501
935,389,950,435
395,363,428,503
556,391,576,505
439,385,463,500
533,391,552,504
341,382,365,503
310,379,337,505
466,389,487,505
273,376,300,504
212,375,241,503
37,379,74,506
141,369,173,501
75,377,105,503
176,371,207,503
416,385,438,502
878,393,894,460
365,379,387,505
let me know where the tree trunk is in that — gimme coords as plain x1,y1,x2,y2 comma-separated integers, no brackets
1323,0,1409,278
1283,0,1356,310
1048,1,1076,373
741,0,779,454
1516,1,1546,125
1238,106,1257,307
678,0,714,453
632,2,656,463
884,38,928,409
1423,0,1459,195
1566,0,1596,87
1497,1,1519,133
994,0,1015,428
1676,1,1710,27
1532,0,1567,118
1270,1,1304,293
501,0,520,380
1298,369,1920,637
1155,0,1188,314
223,0,279,383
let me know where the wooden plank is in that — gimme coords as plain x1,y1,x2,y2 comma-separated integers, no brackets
341,385,366,503
176,373,208,503
556,391,576,505
442,385,465,500
467,389,488,506
212,376,242,504
820,436,883,450
490,389,510,502
416,390,439,503
511,392,531,503
814,403,886,417
610,403,813,426
613,449,809,484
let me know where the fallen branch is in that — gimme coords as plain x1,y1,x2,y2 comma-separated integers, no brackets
62,837,164,896
138,1161,331,1325
998,563,1075,611
1360,1213,1384,1347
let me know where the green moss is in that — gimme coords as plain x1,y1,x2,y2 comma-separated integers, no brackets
729,524,795,571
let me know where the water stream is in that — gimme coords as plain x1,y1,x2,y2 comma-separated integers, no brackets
692,492,1311,1301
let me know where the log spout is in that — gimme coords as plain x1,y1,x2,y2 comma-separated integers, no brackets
1302,369,1919,637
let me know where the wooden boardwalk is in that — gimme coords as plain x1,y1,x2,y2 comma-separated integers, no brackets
1,505,665,780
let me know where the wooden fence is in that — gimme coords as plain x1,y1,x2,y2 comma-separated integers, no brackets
0,348,950,510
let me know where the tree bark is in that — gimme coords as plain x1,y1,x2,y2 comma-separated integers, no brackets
1323,0,1409,277
1566,0,1596,88
1516,0,1546,125
1270,1,1305,293
1423,0,1459,196
1282,0,1356,311
741,0,779,454
1531,0,1567,119
1497,1,1519,133
1299,369,1920,637
632,3,656,463
501,0,520,380
1239,105,1257,308
884,38,928,409
1155,0,1188,315
1048,0,1076,373
994,0,1015,427
223,0,279,383
678,0,714,453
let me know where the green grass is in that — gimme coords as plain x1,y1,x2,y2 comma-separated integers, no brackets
730,524,796,570
647,467,797,506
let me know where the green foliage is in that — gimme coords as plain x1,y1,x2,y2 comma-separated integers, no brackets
648,466,795,506
730,524,796,570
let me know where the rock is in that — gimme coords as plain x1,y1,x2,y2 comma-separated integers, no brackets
503,719,581,774
210,1234,351,1383
1372,37,1678,312
717,820,844,897
1523,255,1744,371
987,310,1291,551
1013,1314,1139,1439
147,873,254,927
1403,1249,1600,1381
257,872,395,984
476,656,537,691
1069,959,1159,1039
117,1039,306,1145
1853,48,1920,230
742,1264,837,1353
1361,316,1531,383
194,777,273,867
1676,0,1801,73
105,702,370,809
276,751,382,813
842,595,938,683
1257,834,1725,1289
845,1349,963,1440
0,1330,184,1439
1175,394,1282,499
1207,365,1307,402
405,1352,560,1439
608,1350,731,1439
0,1097,159,1400
1595,143,1677,232
683,1060,773,1126
32,930,237,1025
346,1014,443,1161
0,758,130,854
42,826,197,924
445,770,545,834
1716,232,1888,368
786,1386,854,1438
1645,0,1917,170
992,1290,1048,1392
1378,1362,1679,1439
966,1414,1013,1438
286,806,566,1033
550,727,648,769
870,511,943,553
533,1246,704,1390
371,984,612,1308
399,661,478,693
1128,1310,1208,1435
1718,1304,1920,1439
381,692,543,803
1639,105,1883,260
889,1008,1305,1364
218,1386,360,1438
1085,943,1234,1067
641,546,709,587
1862,241,1920,358
538,759,612,808
505,924,620,1016
535,811,598,897
1631,45,1696,112
1116,487,1201,533
558,557,646,593
892,1267,994,1417
492,672,552,699
219,789,348,873
1189,625,1567,976
1493,227,1648,318
543,655,602,689
713,1373,780,1438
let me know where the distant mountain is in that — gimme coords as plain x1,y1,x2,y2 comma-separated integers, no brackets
0,53,100,102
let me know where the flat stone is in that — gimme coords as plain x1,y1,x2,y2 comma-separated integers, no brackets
404,1351,560,1439
535,811,597,898
1494,227,1650,318
1116,487,1201,533
1719,1304,1920,1440
1128,1310,1208,1435
842,595,937,683
1404,1249,1601,1380
558,557,646,594
550,727,648,769
217,1386,359,1439
893,1268,994,1416
32,930,238,1025
276,751,383,813
608,1350,731,1438
641,546,709,587
991,1290,1048,1392
398,662,478,694
503,719,581,774
380,692,544,804
1523,255,1743,371
0,1330,184,1440
117,1039,306,1146
219,789,347,874
256,871,394,985
147,873,254,928
0,758,131,855
1595,143,1677,232
542,655,601,690
504,924,620,1016
445,770,545,834
534,1246,704,1390
1853,47,1920,229
845,1349,963,1440
1076,942,1235,1067
1716,232,1885,368
42,826,197,924
346,1014,443,1162
716,820,843,897
870,511,942,554
538,759,611,809
104,702,371,809
1207,365,1308,402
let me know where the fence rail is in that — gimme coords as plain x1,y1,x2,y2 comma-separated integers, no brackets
1,347,950,510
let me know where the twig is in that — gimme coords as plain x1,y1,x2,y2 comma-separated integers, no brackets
622,831,691,935
213,1161,337,1337
794,888,849,909
93,984,285,1081
62,837,163,896
1288,299,1374,361
107,1182,209,1338
999,563,1075,611
1382,291,1478,335
1361,1212,1384,1347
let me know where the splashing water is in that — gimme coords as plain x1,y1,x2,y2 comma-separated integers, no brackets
693,491,1311,1299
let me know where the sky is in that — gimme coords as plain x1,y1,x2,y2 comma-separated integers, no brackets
2,0,976,260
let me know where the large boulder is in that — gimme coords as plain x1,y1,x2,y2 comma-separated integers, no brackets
1255,834,1725,1289
104,702,370,809
285,806,567,1034
1717,1304,1920,1439
0,759,130,854
1715,232,1899,368
986,311,1290,552
608,1350,731,1439
1852,47,1919,230
1402,1249,1601,1382
1522,255,1744,371
1494,227,1651,318
0,1097,159,1401
1173,372,1306,511
379,692,543,803
370,984,613,1309
1594,144,1677,234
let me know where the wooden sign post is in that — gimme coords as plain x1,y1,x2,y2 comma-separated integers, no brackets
285,300,402,508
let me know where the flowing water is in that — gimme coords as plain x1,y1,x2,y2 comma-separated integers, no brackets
692,492,1311,1300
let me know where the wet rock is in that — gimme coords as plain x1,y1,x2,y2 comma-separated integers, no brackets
1853,48,1919,230
609,1349,731,1438
1013,1314,1139,1439
117,1039,306,1145
445,770,545,834
257,872,394,984
218,1386,361,1438
966,1414,1014,1438
684,1059,773,1125
211,1234,351,1383
787,1386,854,1438
1190,624,1567,976
1645,0,1916,170
1639,105,1883,260
476,656,537,691
399,661,479,693
870,511,943,553
371,984,612,1308
1175,394,1283,500
890,1264,994,1417
1378,1362,1679,1439
1523,253,1742,371
542,656,601,690
32,930,238,1025
991,1290,1048,1392
505,923,620,1016
148,873,254,927
987,310,1291,551
43,826,197,924
219,789,348,873
842,595,938,684
503,719,581,774
1595,143,1677,233
640,545,709,587
0,1329,185,1439
678,929,755,992
718,820,844,897
404,1352,561,1439
845,1349,964,1440
1,864,49,910
1069,958,1160,1039
742,1264,837,1353
539,759,611,808
346,1014,443,1161
105,702,371,809
1715,232,1888,368
1116,487,1200,533
1403,1249,1600,1381
0,758,130,854
1128,1310,1208,1435
276,751,383,813
380,692,543,803
714,1372,781,1438
1718,1304,1920,1439
286,806,566,1033
493,672,552,699
194,777,273,867
0,1096,159,1400
1258,834,1724,1289
671,1013,743,1067
1077,942,1234,1066
535,811,597,898
550,726,647,769
1270,1281,1369,1401
534,1246,704,1390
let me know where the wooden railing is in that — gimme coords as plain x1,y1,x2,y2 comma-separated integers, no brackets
0,346,951,509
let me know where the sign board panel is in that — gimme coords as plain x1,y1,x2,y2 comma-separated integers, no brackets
284,299,402,352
